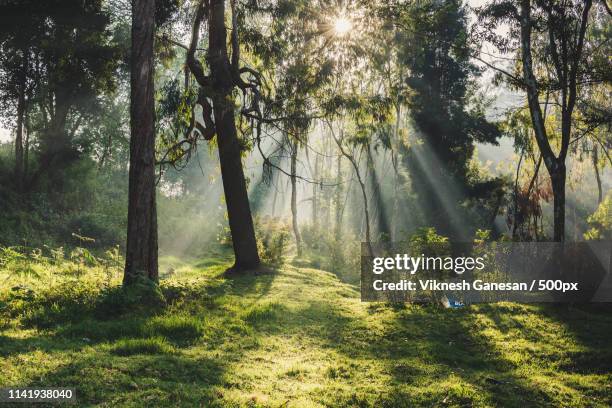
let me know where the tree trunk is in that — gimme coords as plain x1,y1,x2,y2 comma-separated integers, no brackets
367,144,390,239
324,134,332,228
209,0,260,270
334,155,343,240
354,157,372,254
518,0,592,242
593,146,602,204
23,112,29,179
14,53,27,189
215,101,261,269
550,163,566,242
271,172,279,217
520,0,562,242
124,0,158,285
331,131,372,255
312,153,319,231
290,138,302,257
390,103,401,240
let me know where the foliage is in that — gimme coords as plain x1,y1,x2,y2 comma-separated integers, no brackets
584,192,612,240
408,227,451,259
0,246,39,280
397,0,503,238
0,244,124,295
254,216,290,267
0,146,128,249
0,0,121,163
301,223,360,283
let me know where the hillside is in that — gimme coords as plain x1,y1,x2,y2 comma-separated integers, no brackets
1,257,611,407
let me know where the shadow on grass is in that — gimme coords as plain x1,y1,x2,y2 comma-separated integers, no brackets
1,265,281,406
0,261,276,357
28,352,227,407
237,286,611,407
3,260,611,407
527,303,612,375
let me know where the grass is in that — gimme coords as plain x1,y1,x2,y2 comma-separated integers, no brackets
0,253,611,407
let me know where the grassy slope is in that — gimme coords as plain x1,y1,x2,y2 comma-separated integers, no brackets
1,256,611,407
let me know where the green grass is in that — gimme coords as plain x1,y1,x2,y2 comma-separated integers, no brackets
0,255,611,407
111,337,176,356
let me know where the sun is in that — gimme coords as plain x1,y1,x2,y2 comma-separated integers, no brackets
333,16,352,37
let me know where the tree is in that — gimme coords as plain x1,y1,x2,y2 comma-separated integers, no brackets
123,0,159,284
0,3,35,189
328,119,373,255
478,0,604,241
399,0,501,238
185,0,260,272
0,0,120,189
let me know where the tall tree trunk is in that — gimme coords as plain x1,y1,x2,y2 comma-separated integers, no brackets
312,153,319,230
390,103,401,241
518,0,592,242
324,134,332,229
271,172,279,217
550,164,566,242
290,138,302,257
353,155,372,255
124,0,158,285
23,112,30,179
331,131,372,255
512,149,525,239
334,155,343,240
208,0,260,270
520,0,562,241
366,144,390,239
215,101,260,269
14,52,27,189
593,146,602,204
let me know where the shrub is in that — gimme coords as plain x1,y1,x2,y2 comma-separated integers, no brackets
408,227,450,259
255,216,290,267
95,279,166,319
584,192,612,240
0,246,39,279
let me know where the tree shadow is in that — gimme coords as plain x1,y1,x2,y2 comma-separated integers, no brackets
238,291,601,407
4,262,609,407
21,352,227,407
532,303,612,375
0,266,283,406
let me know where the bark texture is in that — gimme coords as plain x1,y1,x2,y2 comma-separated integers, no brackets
124,0,158,284
208,0,260,270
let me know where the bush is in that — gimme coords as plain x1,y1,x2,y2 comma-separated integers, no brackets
255,216,290,267
408,227,450,258
584,192,612,240
95,279,166,319
0,146,127,250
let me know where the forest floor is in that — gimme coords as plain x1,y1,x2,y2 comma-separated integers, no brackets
1,252,611,407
